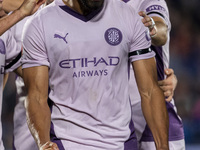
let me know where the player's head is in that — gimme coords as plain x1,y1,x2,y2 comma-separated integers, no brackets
77,0,104,15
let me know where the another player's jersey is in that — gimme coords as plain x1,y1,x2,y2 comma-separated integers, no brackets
126,0,171,80
0,30,21,150
10,17,38,150
124,0,184,142
22,0,154,149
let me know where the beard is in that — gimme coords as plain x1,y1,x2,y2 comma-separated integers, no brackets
78,0,104,15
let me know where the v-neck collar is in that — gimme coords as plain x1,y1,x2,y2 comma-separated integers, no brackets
59,1,105,22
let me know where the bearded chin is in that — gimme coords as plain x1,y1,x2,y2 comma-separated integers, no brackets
78,0,103,12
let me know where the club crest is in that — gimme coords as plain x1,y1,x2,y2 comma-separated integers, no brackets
104,28,123,46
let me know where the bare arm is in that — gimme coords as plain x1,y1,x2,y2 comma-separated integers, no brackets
0,0,45,36
139,11,168,46
23,66,58,150
132,58,169,150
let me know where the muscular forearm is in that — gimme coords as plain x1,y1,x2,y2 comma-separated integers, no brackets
25,96,51,148
0,9,26,35
141,86,169,150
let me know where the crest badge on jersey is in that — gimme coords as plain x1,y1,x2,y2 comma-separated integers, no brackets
104,28,123,46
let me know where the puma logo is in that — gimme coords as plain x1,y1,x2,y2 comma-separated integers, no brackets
54,33,69,44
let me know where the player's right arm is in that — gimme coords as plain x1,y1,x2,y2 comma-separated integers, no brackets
23,66,59,150
0,0,45,36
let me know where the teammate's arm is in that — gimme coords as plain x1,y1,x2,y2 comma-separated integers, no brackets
132,58,169,150
139,11,168,46
23,66,59,150
139,11,177,101
158,68,178,102
0,0,45,36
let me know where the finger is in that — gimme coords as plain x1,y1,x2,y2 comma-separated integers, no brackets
52,144,59,150
165,68,174,76
158,80,164,86
164,91,172,97
138,11,147,18
158,80,171,86
159,85,173,92
158,76,173,86
149,27,157,36
165,95,173,102
143,20,154,27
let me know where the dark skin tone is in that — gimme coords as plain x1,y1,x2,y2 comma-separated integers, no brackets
24,1,105,149
77,0,104,15
23,1,168,149
63,0,104,16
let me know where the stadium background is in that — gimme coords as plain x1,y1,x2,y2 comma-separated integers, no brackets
2,0,200,149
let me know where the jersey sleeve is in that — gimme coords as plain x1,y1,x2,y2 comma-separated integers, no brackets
21,15,50,69
128,7,155,62
4,31,21,73
143,0,171,28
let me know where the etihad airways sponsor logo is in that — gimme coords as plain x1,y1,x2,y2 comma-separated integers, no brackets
59,56,120,78
73,69,108,78
59,56,120,68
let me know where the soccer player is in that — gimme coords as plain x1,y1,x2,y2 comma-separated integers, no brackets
0,0,45,36
22,0,169,150
9,1,54,149
123,0,185,149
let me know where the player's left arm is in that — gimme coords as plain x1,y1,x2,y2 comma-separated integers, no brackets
132,57,169,150
139,11,168,46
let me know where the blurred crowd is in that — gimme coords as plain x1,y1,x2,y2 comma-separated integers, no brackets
2,0,200,149
167,0,200,144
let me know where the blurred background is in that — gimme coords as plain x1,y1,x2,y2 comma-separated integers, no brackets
2,0,200,149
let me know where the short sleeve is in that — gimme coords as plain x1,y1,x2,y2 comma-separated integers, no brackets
143,0,171,28
21,16,50,69
4,31,21,73
128,8,155,62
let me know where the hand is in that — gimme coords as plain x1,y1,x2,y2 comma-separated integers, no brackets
40,141,59,150
138,11,157,37
18,0,45,17
158,68,178,102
